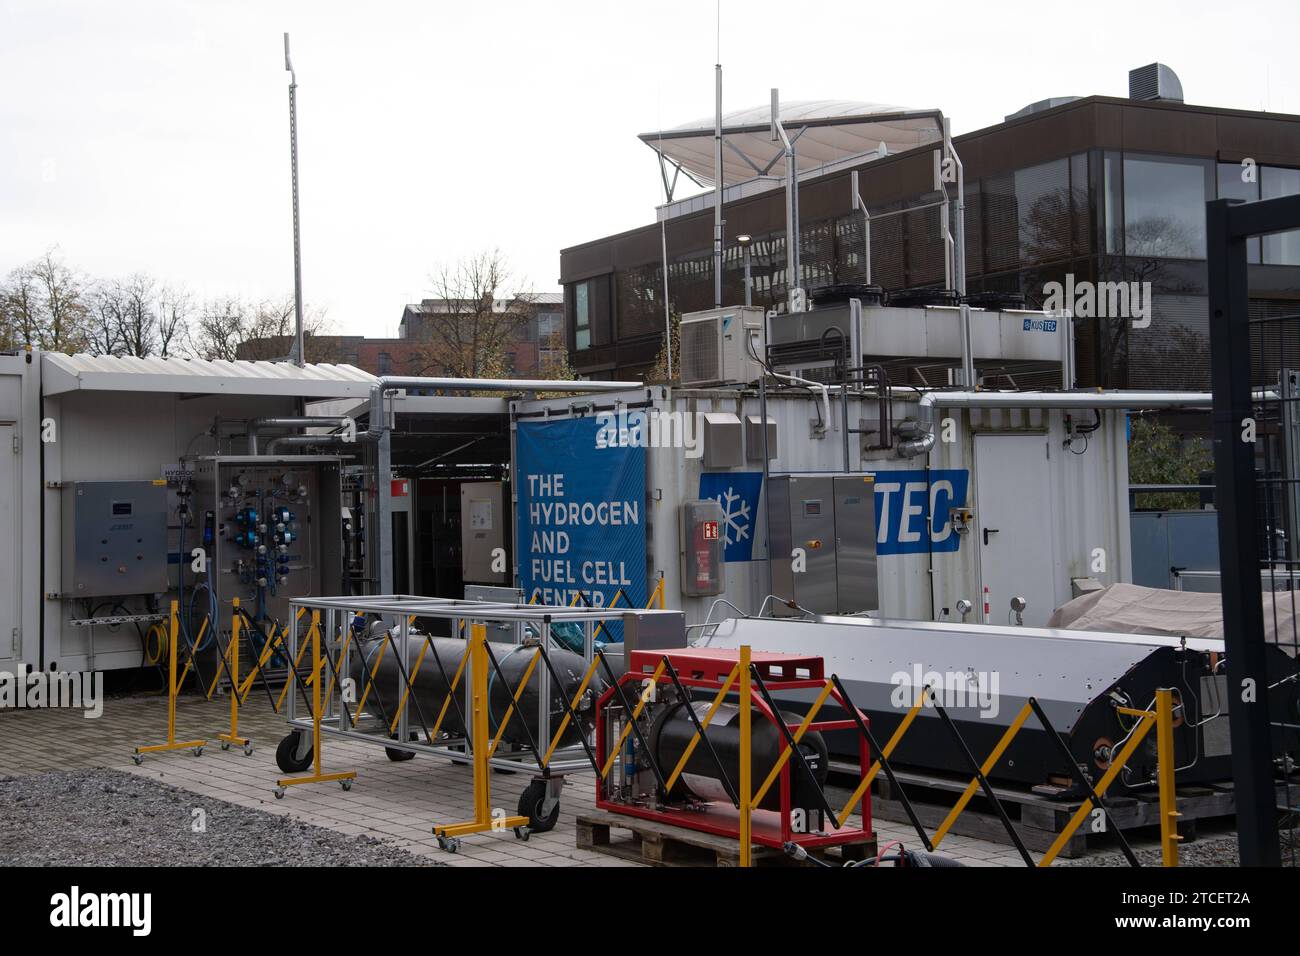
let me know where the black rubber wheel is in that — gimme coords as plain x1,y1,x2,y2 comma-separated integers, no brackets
517,779,560,833
386,732,417,762
275,733,312,774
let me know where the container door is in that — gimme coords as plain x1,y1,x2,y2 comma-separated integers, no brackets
973,434,1058,626
834,475,878,613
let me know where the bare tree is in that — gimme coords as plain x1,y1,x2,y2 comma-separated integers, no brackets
157,283,191,357
31,250,90,353
412,251,535,379
116,272,158,357
193,296,247,361
1,251,89,352
191,294,336,363
0,264,43,350
87,280,128,356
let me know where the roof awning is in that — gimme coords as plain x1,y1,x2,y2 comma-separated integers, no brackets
640,100,946,188
41,352,378,398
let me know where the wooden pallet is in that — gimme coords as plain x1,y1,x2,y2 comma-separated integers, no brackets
829,761,1291,860
576,809,876,868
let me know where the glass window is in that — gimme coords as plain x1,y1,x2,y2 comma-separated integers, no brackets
574,282,590,350
1015,158,1071,265
1122,155,1210,259
1262,166,1300,266
1217,163,1262,263
1104,152,1124,255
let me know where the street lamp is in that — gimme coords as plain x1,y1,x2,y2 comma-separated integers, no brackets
737,234,753,307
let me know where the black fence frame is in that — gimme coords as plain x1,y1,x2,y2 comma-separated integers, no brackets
1207,192,1300,867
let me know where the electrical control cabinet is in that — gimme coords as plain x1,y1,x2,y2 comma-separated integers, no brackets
460,480,509,585
768,474,878,616
189,456,343,631
61,480,170,597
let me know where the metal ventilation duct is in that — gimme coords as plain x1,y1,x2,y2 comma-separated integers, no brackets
1129,63,1184,102
1004,96,1081,122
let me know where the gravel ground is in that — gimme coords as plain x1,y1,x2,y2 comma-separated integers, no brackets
0,769,437,866
1061,830,1299,866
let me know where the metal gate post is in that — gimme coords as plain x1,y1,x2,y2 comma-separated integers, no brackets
1206,196,1281,865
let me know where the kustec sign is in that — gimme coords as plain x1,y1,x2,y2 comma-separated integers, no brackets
515,417,647,622
874,468,970,556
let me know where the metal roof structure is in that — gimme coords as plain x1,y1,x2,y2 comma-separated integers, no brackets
639,100,945,188
41,352,378,398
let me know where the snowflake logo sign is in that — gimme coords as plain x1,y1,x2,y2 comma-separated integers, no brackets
698,472,763,562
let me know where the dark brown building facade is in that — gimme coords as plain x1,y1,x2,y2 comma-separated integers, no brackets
560,95,1300,389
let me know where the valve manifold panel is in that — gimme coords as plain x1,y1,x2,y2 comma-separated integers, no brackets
61,480,170,597
190,457,343,627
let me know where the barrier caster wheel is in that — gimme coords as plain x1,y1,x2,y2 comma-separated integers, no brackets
514,826,530,842
275,733,312,773
131,753,143,766
436,835,460,853
517,779,561,834
273,787,286,800
192,746,203,757
243,744,254,757
220,741,230,751
385,732,417,762
340,779,353,792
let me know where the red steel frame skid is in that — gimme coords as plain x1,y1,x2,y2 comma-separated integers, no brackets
595,647,873,851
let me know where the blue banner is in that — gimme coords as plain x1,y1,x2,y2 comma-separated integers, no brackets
873,468,970,555
515,417,646,637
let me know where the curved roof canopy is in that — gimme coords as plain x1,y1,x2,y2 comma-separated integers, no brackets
639,100,945,188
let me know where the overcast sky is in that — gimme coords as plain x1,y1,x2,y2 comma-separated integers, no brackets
2,0,1297,338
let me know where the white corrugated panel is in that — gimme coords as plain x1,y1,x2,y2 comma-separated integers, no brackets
41,353,378,398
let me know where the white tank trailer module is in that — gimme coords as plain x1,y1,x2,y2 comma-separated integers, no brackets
697,615,1300,793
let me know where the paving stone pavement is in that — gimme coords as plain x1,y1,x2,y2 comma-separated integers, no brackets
0,689,1065,867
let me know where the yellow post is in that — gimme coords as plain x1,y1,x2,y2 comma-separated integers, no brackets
433,623,529,842
1156,687,1182,867
218,597,251,753
738,644,752,868
133,599,206,760
275,610,356,794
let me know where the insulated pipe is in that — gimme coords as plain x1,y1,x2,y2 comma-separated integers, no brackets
249,416,352,454
896,389,1215,458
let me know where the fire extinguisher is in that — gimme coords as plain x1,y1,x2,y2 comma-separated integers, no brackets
694,520,713,590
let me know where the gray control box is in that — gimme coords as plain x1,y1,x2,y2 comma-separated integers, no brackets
768,474,878,615
61,480,169,597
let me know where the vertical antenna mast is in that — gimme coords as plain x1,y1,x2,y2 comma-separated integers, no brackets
285,32,305,367
712,2,723,308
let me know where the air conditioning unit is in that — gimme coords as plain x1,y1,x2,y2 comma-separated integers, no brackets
678,306,767,387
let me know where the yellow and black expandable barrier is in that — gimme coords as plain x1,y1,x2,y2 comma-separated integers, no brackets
834,687,1183,867
133,600,208,762
432,623,531,851
273,610,356,797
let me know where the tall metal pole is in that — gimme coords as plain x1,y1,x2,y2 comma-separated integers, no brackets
285,33,306,367
1207,196,1281,866
772,89,799,311
713,64,724,308
661,219,673,379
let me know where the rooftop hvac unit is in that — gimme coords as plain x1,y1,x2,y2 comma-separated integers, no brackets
678,306,767,387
